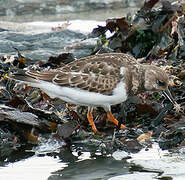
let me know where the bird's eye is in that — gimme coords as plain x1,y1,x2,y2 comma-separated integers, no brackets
156,80,165,86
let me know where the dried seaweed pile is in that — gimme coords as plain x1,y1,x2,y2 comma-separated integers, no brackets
0,0,185,157
91,0,185,59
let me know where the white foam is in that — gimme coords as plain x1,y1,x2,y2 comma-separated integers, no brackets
25,20,105,34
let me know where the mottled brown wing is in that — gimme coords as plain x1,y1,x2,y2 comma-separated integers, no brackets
22,53,135,95
53,72,120,95
24,70,119,95
60,53,137,77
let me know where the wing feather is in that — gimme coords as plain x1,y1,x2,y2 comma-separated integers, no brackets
11,53,134,95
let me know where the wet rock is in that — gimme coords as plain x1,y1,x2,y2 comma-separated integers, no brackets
56,121,77,139
112,150,129,160
0,0,144,20
120,138,143,153
0,105,40,127
0,30,88,61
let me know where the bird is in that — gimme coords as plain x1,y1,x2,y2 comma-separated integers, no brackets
8,53,176,134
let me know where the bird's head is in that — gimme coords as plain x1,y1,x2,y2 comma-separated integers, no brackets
144,65,169,92
144,65,177,106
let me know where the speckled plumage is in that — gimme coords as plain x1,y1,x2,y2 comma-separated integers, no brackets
10,53,170,133
25,53,138,95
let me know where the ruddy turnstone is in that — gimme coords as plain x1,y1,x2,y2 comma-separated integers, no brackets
9,53,176,134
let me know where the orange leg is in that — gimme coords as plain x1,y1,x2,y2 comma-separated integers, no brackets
87,109,100,134
107,111,127,130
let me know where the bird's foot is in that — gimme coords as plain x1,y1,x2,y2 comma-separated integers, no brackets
107,111,127,130
120,124,127,130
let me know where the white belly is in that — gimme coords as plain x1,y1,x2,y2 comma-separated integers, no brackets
27,80,128,107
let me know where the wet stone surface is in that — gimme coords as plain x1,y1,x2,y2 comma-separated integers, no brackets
0,30,91,62
0,0,144,21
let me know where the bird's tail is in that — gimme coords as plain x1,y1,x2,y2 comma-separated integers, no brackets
8,69,38,83
8,68,57,84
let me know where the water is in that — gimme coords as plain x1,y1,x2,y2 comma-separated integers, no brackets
1,140,185,180
0,137,131,180
0,154,129,180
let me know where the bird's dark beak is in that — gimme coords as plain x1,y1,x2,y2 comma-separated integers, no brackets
162,88,176,105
